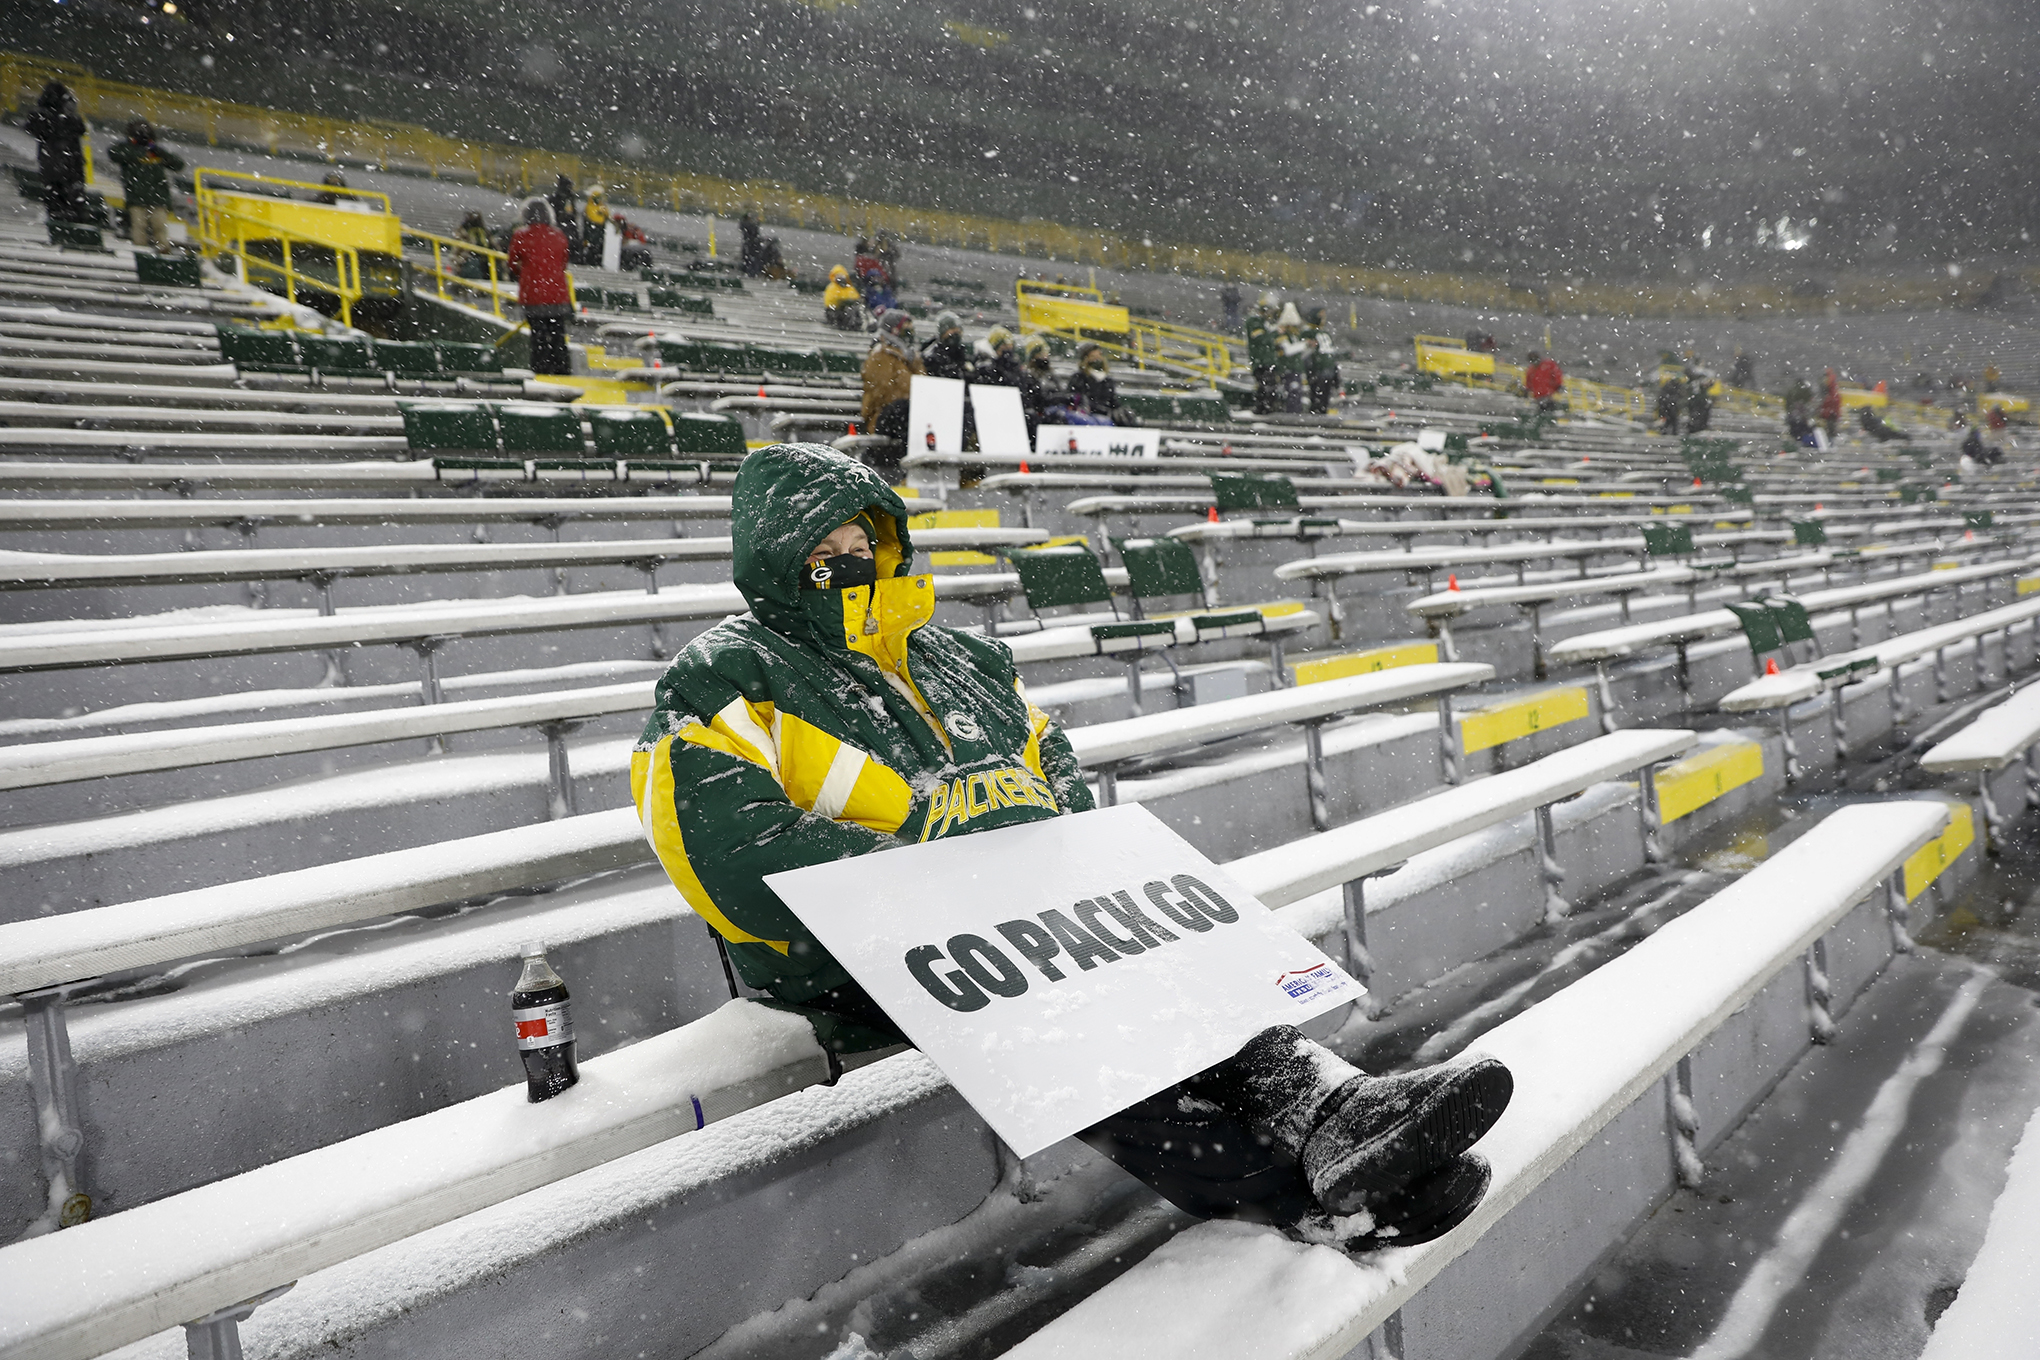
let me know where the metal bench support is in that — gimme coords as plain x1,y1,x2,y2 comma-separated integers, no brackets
19,987,91,1231
1665,1054,1704,1189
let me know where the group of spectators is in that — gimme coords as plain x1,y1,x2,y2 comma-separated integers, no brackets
821,231,906,331
858,309,1136,471
1654,362,1717,436
1243,293,1340,415
26,81,184,253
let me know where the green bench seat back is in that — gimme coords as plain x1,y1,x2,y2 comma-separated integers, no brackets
216,325,300,371
300,335,376,374
400,401,497,453
590,408,675,460
1965,510,1994,531
1210,473,1299,513
1792,520,1828,547
437,342,504,374
135,253,202,288
1113,537,1204,600
1012,546,1114,612
822,350,865,374
600,288,641,311
671,412,748,459
1641,524,1695,557
375,340,442,376
1726,600,1783,657
1719,484,1755,505
763,349,826,374
647,288,714,316
1768,597,1817,648
495,402,586,456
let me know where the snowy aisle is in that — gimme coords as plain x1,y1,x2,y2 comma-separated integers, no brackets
1518,834,2040,1360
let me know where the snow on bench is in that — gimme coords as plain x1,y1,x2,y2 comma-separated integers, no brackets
0,427,410,456
1915,1102,2040,1360
1005,800,1950,1360
1919,680,2040,849
0,461,440,493
1069,662,1490,818
1272,531,1796,587
904,450,1343,477
1168,509,1758,547
0,495,733,533
1232,727,1695,963
1546,555,2039,667
0,998,834,1360
0,399,403,434
0,528,1048,596
1719,594,2040,713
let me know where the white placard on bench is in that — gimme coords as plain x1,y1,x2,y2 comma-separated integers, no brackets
969,384,1031,456
907,375,967,455
764,803,1361,1156
1035,425,1160,459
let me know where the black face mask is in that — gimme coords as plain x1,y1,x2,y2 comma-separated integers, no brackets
801,553,878,591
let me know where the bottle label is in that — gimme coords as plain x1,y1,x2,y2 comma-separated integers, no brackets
512,1000,574,1051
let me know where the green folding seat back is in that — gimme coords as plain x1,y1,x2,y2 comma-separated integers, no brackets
1965,510,1994,531
1726,600,1783,662
589,407,675,460
438,341,505,375
495,402,587,456
602,288,641,311
671,412,748,459
822,350,865,374
766,349,826,374
1642,524,1695,557
300,335,376,374
1113,537,1204,603
1766,597,1818,650
1874,467,1903,483
1792,519,1829,547
1012,545,1116,616
1115,394,1172,424
654,339,707,370
215,325,300,372
1210,473,1299,513
1719,484,1755,505
374,340,442,377
400,401,497,454
135,253,202,288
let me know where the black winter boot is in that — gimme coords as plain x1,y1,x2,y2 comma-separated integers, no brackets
1206,1026,1512,1218
1293,1153,1494,1253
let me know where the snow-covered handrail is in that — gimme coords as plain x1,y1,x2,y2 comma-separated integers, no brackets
1547,555,2037,666
1004,799,1951,1360
1166,509,1757,544
0,428,409,455
0,1000,833,1360
904,450,1340,475
0,495,733,532
1720,594,2040,712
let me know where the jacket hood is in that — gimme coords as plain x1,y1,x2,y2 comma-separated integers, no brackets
731,443,916,645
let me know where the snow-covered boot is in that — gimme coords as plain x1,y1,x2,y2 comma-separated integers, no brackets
1295,1153,1494,1253
1209,1026,1512,1218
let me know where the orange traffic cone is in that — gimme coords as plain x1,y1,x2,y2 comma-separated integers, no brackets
1019,460,1030,474
1692,477,1703,488
758,385,768,399
1448,573,1460,591
1208,506,1220,523
1764,657,1781,676
847,423,858,436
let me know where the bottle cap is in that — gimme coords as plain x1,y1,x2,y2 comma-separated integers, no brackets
520,940,547,958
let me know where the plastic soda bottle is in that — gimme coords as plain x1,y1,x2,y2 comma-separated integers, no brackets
510,941,579,1102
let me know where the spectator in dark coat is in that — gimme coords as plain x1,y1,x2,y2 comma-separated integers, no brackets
25,81,88,223
1655,372,1685,435
1017,334,1059,439
921,311,971,380
739,211,764,277
1066,342,1125,423
548,175,581,260
106,120,184,253
972,326,1020,387
506,199,573,376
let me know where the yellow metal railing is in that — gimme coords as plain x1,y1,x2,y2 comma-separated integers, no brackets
194,168,399,327
12,49,2040,327
1014,279,1232,379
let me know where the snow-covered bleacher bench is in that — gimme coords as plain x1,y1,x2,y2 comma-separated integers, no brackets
1917,680,2040,849
1273,531,1799,594
1546,555,2038,673
1913,1101,2040,1360
0,527,1050,602
0,495,734,535
0,398,402,435
1009,800,1950,1360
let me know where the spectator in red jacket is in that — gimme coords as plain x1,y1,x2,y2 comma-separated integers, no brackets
506,199,573,375
1819,368,1844,441
1524,351,1565,411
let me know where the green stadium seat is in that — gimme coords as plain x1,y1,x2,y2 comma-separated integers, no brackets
671,412,748,459
1965,510,1994,531
1792,519,1828,547
400,402,497,454
436,342,505,375
215,325,301,372
1011,545,1117,619
47,219,107,252
647,288,714,316
1210,473,1299,513
374,340,442,377
495,402,587,456
589,408,676,460
1113,537,1205,604
601,288,641,311
1641,524,1695,557
135,254,202,288
300,335,377,375
762,349,826,374
821,350,865,374
1898,483,1938,505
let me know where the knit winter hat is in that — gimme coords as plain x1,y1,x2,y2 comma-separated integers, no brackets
934,310,961,336
877,309,914,338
